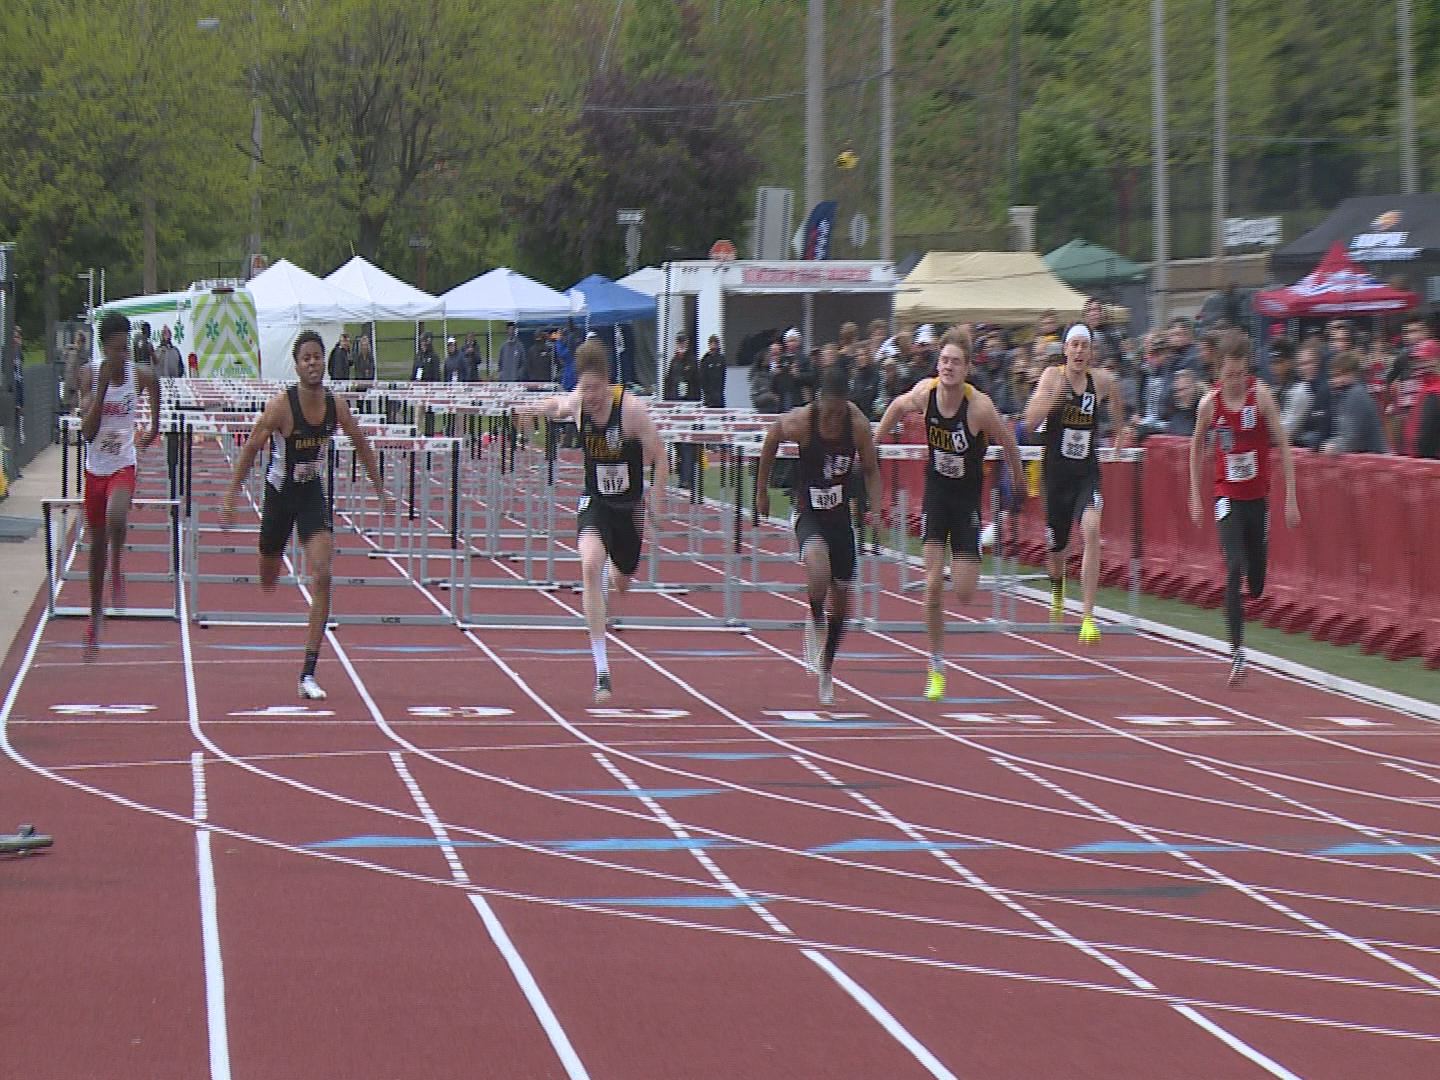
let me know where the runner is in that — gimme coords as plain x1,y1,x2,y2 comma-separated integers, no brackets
220,331,388,700
519,339,667,703
1188,329,1300,684
1022,323,1129,645
78,313,161,657
757,366,882,705
877,341,1024,700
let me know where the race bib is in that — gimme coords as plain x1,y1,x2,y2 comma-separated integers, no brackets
809,484,844,511
414,366,424,380
595,463,630,496
1215,496,1231,521
677,381,688,398
1060,427,1091,460
1224,451,1257,483
578,495,591,512
292,460,321,484
933,450,966,479
99,433,122,456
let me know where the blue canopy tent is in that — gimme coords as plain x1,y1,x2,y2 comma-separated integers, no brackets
567,274,658,388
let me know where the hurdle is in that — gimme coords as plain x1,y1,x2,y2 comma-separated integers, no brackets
41,497,183,621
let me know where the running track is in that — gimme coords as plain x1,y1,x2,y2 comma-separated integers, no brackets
4,438,1440,1079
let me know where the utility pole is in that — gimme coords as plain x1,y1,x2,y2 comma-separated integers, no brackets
1399,0,1418,193
1212,0,1227,291
879,0,894,265
1151,0,1170,328
803,0,824,350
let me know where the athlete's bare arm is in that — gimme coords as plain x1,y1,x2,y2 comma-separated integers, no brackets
756,407,807,517
623,394,668,507
975,392,1024,504
221,393,287,526
1022,366,1063,435
851,402,883,525
79,356,121,444
874,378,932,438
517,388,581,423
1188,390,1219,524
335,395,391,513
1255,382,1300,526
137,366,161,448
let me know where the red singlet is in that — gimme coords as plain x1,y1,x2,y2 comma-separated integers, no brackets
1211,378,1271,501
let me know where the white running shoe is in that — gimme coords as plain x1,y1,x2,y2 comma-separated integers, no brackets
298,675,328,701
803,618,821,674
818,666,834,706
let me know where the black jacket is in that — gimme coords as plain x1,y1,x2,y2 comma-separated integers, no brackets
328,345,352,381
411,347,441,382
664,351,702,402
699,348,726,408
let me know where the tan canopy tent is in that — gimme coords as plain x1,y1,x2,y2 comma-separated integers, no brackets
896,251,1091,327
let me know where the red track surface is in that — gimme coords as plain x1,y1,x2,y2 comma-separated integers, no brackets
4,439,1440,1079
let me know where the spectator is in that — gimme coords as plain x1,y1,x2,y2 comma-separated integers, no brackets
910,324,938,380
837,321,861,367
462,333,481,380
1083,297,1123,370
1168,316,1202,374
1134,339,1175,438
663,332,699,403
1196,332,1220,384
1403,339,1440,457
781,327,813,405
1166,368,1200,436
1322,351,1388,455
443,336,468,382
1324,319,1354,365
848,337,881,419
327,332,352,381
498,322,527,382
352,334,375,381
63,330,90,410
1387,316,1432,447
699,334,727,409
750,341,783,413
133,321,156,368
1267,339,1304,430
520,331,546,382
1294,339,1331,450
1034,309,1061,347
155,325,185,378
411,331,441,382
555,326,577,390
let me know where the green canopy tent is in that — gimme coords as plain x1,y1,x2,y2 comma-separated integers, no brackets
1043,238,1146,290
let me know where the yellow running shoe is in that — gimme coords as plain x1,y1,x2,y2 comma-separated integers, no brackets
1078,617,1101,646
924,669,946,702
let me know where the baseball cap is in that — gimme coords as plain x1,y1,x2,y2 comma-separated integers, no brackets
914,324,937,345
446,336,456,345
784,327,801,342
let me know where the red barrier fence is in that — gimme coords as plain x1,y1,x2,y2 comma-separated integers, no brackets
886,429,1440,668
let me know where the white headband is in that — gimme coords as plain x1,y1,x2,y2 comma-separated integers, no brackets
1064,324,1092,346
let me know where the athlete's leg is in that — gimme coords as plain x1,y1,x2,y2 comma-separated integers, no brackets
824,578,851,669
579,528,612,694
1079,507,1101,618
259,554,283,592
1216,505,1247,651
106,481,134,609
300,529,334,689
1244,501,1269,600
922,541,948,669
85,499,107,655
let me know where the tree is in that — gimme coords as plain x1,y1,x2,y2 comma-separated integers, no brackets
513,69,759,285
254,0,578,284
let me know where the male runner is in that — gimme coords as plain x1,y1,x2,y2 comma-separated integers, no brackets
1022,323,1128,644
79,312,161,656
877,341,1024,700
521,339,666,703
1188,329,1300,684
757,366,882,704
221,331,387,700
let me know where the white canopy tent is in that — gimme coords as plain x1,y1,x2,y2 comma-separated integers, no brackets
325,256,443,320
896,251,1090,327
248,259,374,377
439,266,582,322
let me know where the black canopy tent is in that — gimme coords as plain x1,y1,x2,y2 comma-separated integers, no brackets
1273,194,1440,286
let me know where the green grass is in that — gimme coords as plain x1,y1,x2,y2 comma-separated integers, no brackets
692,465,1440,708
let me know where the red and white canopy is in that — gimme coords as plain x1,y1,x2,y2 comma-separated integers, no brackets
1255,242,1419,317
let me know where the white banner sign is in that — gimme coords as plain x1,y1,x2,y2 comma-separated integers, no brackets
1223,217,1281,249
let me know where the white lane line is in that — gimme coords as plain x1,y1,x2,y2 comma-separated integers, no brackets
593,753,959,1080
191,752,232,1080
389,751,592,1080
997,757,1440,993
789,755,1302,1080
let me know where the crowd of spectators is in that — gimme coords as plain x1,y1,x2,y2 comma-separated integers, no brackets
739,300,1440,460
